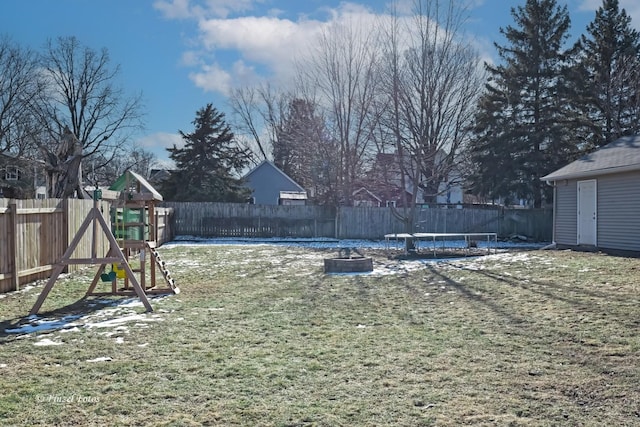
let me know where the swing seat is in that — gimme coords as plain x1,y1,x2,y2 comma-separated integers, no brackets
112,263,126,279
100,271,117,282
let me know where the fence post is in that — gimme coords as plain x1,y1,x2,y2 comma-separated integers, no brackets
8,201,19,291
62,198,70,273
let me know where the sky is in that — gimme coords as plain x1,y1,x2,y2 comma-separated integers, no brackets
2,0,640,167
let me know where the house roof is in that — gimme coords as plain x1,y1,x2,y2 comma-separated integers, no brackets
109,170,163,201
542,135,640,182
352,187,382,203
243,160,305,192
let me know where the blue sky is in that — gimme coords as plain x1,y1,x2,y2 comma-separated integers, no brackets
2,0,639,165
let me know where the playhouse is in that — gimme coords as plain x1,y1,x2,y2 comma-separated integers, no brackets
30,170,178,314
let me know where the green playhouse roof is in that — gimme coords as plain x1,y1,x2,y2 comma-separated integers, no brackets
109,170,163,201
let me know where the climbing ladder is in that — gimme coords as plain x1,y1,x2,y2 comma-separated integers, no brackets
148,244,179,294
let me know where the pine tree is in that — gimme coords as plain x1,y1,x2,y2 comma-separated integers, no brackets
574,0,640,149
161,104,252,202
469,0,578,207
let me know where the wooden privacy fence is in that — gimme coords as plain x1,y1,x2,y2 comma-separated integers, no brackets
0,198,175,294
163,202,552,242
163,202,336,238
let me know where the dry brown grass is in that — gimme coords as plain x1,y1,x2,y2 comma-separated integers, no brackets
0,245,639,426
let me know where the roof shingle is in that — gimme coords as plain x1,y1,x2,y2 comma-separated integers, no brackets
542,135,640,181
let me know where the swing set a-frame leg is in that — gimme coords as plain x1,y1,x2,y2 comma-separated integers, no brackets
30,204,154,315
30,263,67,315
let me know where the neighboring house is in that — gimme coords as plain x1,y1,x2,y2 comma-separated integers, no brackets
436,170,464,206
542,134,640,253
0,153,47,199
243,160,307,205
363,152,464,207
352,187,383,207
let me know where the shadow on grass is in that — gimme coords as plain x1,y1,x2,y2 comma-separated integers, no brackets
424,261,640,412
417,248,637,327
453,259,628,308
0,297,141,345
423,263,527,325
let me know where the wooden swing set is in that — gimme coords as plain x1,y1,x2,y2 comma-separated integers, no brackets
30,171,179,315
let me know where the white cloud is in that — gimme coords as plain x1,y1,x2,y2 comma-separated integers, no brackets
136,132,184,150
190,4,383,93
189,15,318,92
153,0,192,19
164,1,494,96
202,0,258,18
154,0,263,19
180,50,201,67
196,14,325,78
230,60,259,85
188,62,233,95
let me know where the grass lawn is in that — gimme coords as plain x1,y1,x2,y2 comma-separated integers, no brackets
1,244,639,426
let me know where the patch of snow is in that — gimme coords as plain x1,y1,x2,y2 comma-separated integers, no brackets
86,357,112,363
0,364,7,368
58,327,81,334
85,314,162,329
4,314,83,335
34,338,63,346
165,236,548,252
138,343,149,347
115,337,125,344
116,298,146,308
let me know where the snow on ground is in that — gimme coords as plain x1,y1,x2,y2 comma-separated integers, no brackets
4,314,83,335
84,313,163,329
86,356,112,363
3,296,169,347
164,235,546,251
164,236,547,277
33,338,64,346
3,237,545,350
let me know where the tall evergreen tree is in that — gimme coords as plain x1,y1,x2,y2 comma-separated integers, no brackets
573,0,640,149
161,104,251,202
469,0,578,207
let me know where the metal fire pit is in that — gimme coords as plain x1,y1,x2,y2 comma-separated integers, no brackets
324,247,373,273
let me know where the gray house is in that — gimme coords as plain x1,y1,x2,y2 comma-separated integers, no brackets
542,135,640,253
243,160,307,205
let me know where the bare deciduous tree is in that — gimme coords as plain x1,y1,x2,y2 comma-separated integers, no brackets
380,0,485,231
34,36,144,198
227,84,286,163
0,36,42,156
297,15,382,205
